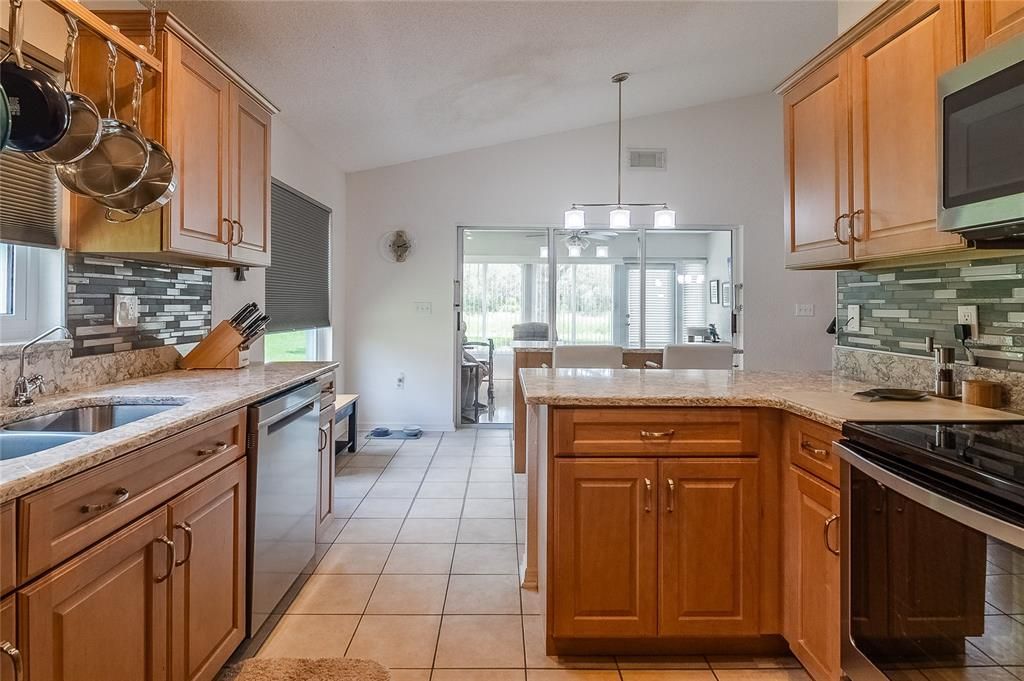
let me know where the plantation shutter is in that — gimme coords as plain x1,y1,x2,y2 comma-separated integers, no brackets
679,260,707,330
0,151,60,248
628,265,676,348
266,179,331,332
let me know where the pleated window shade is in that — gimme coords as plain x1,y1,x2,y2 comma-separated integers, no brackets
0,150,61,248
266,179,331,333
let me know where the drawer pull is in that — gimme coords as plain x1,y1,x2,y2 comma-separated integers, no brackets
197,441,229,457
643,478,652,513
154,535,175,582
800,441,829,460
640,429,675,439
833,213,851,245
824,514,840,556
80,487,130,514
319,427,329,450
173,521,193,567
666,478,676,513
0,641,23,681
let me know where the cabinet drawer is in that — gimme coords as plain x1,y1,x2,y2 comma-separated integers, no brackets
787,415,841,487
552,408,759,457
18,409,246,582
0,503,14,596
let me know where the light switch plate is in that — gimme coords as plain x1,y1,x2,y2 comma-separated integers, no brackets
794,303,815,317
114,294,140,328
847,304,861,332
414,301,432,315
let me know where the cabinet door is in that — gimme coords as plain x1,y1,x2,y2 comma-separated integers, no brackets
0,596,16,681
966,0,1024,57
784,466,841,681
659,458,760,636
19,508,172,681
783,54,854,268
317,405,337,542
228,85,272,267
165,37,232,261
168,460,247,681
849,0,965,261
551,459,658,638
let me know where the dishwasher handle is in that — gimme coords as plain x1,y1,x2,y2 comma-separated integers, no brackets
266,401,316,436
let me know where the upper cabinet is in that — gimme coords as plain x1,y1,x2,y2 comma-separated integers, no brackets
70,12,276,268
965,0,1024,57
780,0,968,270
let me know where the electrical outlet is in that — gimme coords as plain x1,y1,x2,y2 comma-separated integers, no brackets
847,304,861,332
957,305,979,339
396,372,405,390
113,294,139,328
414,301,432,315
794,303,815,317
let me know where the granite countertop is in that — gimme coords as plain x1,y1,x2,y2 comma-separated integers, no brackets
513,342,678,353
0,362,338,503
519,368,1024,429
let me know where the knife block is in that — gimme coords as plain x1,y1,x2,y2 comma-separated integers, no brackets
179,320,246,370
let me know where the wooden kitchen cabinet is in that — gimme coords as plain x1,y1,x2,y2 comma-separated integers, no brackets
966,0,1024,57
0,596,16,681
552,459,659,638
168,460,247,681
228,86,273,267
19,508,172,681
317,403,337,542
660,458,761,636
784,465,841,681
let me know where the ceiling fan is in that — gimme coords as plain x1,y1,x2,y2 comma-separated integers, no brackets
527,229,616,257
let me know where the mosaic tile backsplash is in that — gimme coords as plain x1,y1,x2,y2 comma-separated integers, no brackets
66,253,212,357
837,254,1024,371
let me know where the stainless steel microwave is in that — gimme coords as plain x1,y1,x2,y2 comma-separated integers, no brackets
938,33,1024,241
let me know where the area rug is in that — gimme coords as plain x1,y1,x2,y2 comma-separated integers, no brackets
220,657,390,681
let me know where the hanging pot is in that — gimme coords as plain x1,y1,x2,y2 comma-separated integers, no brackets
0,0,70,153
27,15,101,165
56,41,149,199
99,61,177,222
0,86,11,150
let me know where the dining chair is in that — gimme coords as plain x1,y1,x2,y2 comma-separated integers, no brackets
553,345,623,369
662,343,734,369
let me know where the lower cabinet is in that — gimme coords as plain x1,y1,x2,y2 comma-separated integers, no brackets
316,404,336,542
551,457,761,640
784,464,841,681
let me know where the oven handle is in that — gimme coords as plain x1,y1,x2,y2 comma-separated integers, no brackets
835,441,1024,549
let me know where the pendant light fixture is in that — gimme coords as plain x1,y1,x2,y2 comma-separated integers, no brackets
565,72,672,229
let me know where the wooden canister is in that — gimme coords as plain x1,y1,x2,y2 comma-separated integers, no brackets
962,380,1003,408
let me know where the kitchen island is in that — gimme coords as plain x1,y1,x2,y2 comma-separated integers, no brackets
518,368,1021,664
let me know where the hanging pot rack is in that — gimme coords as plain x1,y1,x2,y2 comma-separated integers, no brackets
37,0,162,72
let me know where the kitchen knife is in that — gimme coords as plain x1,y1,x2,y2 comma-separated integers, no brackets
229,303,259,329
239,314,270,339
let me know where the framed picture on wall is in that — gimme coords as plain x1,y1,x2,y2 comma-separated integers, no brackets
722,281,731,308
709,279,720,304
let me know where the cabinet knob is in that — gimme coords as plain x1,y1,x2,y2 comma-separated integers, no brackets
824,514,840,555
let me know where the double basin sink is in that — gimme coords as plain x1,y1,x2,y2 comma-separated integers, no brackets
0,403,178,460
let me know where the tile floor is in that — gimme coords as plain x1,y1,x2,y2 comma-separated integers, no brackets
254,428,811,681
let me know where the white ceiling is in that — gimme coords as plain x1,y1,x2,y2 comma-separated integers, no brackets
155,0,837,172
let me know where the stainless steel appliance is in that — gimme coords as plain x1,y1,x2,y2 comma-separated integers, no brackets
836,422,1024,681
938,33,1024,241
246,381,321,636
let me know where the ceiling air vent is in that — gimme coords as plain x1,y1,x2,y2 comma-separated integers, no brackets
628,148,666,170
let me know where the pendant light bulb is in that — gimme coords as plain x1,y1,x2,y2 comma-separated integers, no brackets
568,244,582,258
654,208,676,229
609,207,631,229
564,208,585,230
539,246,549,258
595,245,609,258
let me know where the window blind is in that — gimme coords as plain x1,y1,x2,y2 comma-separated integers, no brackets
0,150,60,248
679,261,708,329
266,179,331,333
628,265,676,348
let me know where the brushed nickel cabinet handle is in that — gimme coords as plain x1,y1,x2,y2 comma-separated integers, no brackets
833,213,851,245
197,441,229,457
640,429,675,439
667,478,676,513
824,514,840,556
849,209,864,243
0,641,23,681
643,478,653,513
80,487,130,514
154,535,175,582
800,441,829,460
173,521,193,567
319,427,329,450
222,217,233,244
232,220,245,245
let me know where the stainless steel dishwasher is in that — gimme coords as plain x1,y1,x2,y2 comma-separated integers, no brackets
246,381,321,636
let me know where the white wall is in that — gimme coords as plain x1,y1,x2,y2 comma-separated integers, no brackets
346,93,836,430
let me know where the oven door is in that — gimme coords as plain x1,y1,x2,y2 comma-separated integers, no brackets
837,442,1024,681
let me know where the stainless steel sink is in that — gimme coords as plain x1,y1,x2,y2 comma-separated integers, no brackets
0,432,86,460
2,403,176,434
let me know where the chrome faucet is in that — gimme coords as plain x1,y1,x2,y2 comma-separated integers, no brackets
11,326,72,407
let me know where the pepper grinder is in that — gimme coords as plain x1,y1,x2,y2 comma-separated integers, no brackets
924,337,957,398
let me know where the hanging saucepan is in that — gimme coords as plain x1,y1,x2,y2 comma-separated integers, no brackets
1,0,70,153
27,15,101,165
56,42,149,199
0,86,11,150
100,61,177,223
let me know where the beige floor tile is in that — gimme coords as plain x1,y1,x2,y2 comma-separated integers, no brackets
467,482,514,499
471,468,514,483
399,518,461,543
368,481,422,498
707,657,804,670
388,671,433,681
348,455,393,468
346,615,441,668
924,668,1023,681
620,671,717,680
432,671,526,681
712,671,811,681
523,615,615,669
452,544,520,574
316,543,392,574
989,575,1024,615
366,574,448,614
388,456,433,469
257,614,360,658
521,587,543,615
385,543,456,574
337,518,404,543
472,458,513,470
445,574,522,614
463,498,516,518
435,615,526,668
333,497,362,518
418,481,469,499
527,671,621,680
408,498,465,518
377,468,428,482
425,468,471,482
335,481,376,497
475,446,511,456
617,656,709,670
431,456,474,469
353,497,414,518
459,518,518,543
287,574,377,614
